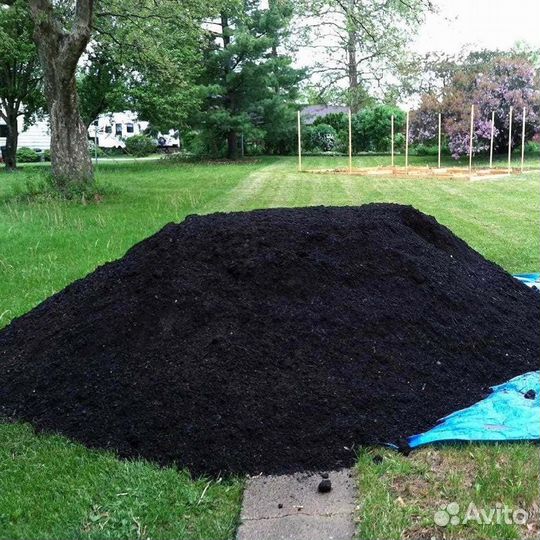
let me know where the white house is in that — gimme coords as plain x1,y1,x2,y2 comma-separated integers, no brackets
0,110,180,152
0,116,51,151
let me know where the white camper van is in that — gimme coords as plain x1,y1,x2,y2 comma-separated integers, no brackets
88,112,147,149
88,111,180,150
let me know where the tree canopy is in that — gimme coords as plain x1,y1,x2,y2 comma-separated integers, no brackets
297,0,435,111
0,0,42,170
410,54,540,158
194,0,304,158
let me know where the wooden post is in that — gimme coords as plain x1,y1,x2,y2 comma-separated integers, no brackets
348,108,352,173
489,111,495,169
507,106,513,172
437,112,442,169
468,104,474,172
391,114,395,168
405,110,409,172
297,110,302,172
521,107,526,173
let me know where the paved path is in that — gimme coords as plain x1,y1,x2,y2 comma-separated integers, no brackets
236,469,357,540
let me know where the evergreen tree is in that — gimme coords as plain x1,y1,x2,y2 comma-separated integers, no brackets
197,0,304,158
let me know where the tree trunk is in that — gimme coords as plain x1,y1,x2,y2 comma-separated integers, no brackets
221,12,230,49
346,38,358,111
347,33,358,95
29,0,94,188
45,69,93,185
227,131,238,160
3,110,18,171
346,0,359,113
221,12,238,160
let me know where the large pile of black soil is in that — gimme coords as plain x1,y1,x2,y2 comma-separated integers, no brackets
1,204,538,475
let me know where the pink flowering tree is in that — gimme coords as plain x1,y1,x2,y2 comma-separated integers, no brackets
410,57,540,159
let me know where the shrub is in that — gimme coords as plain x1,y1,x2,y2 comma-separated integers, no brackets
334,129,349,154
102,147,126,157
352,105,406,152
16,147,40,163
413,143,444,156
304,123,338,152
88,141,105,158
124,135,156,157
524,141,540,154
313,112,348,133
394,133,405,152
182,130,207,156
43,149,51,161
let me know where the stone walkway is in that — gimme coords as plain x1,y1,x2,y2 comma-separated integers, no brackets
236,469,357,540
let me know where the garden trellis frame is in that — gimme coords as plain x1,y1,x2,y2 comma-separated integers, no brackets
299,104,535,180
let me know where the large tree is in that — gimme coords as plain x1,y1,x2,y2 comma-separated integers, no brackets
0,0,42,170
27,0,94,188
1,0,215,189
197,0,304,159
297,0,434,111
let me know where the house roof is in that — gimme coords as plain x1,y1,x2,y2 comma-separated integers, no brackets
301,105,349,125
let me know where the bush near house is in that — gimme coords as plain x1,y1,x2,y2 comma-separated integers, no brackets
352,105,405,153
103,147,127,157
16,147,40,163
304,123,338,152
125,135,156,157
313,112,348,133
312,113,349,153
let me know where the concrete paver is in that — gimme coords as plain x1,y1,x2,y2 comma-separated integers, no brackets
236,468,357,540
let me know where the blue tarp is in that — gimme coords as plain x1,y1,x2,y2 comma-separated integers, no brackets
408,371,540,448
405,273,540,449
513,272,540,290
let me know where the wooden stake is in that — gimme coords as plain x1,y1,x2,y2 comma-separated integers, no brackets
438,112,442,169
297,110,302,172
468,104,474,172
489,111,495,169
507,106,513,172
521,107,526,173
391,114,395,168
405,110,409,172
348,108,352,173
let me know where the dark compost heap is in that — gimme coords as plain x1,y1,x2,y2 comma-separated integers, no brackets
1,204,538,476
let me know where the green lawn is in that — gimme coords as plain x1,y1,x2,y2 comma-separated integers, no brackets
1,155,539,539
